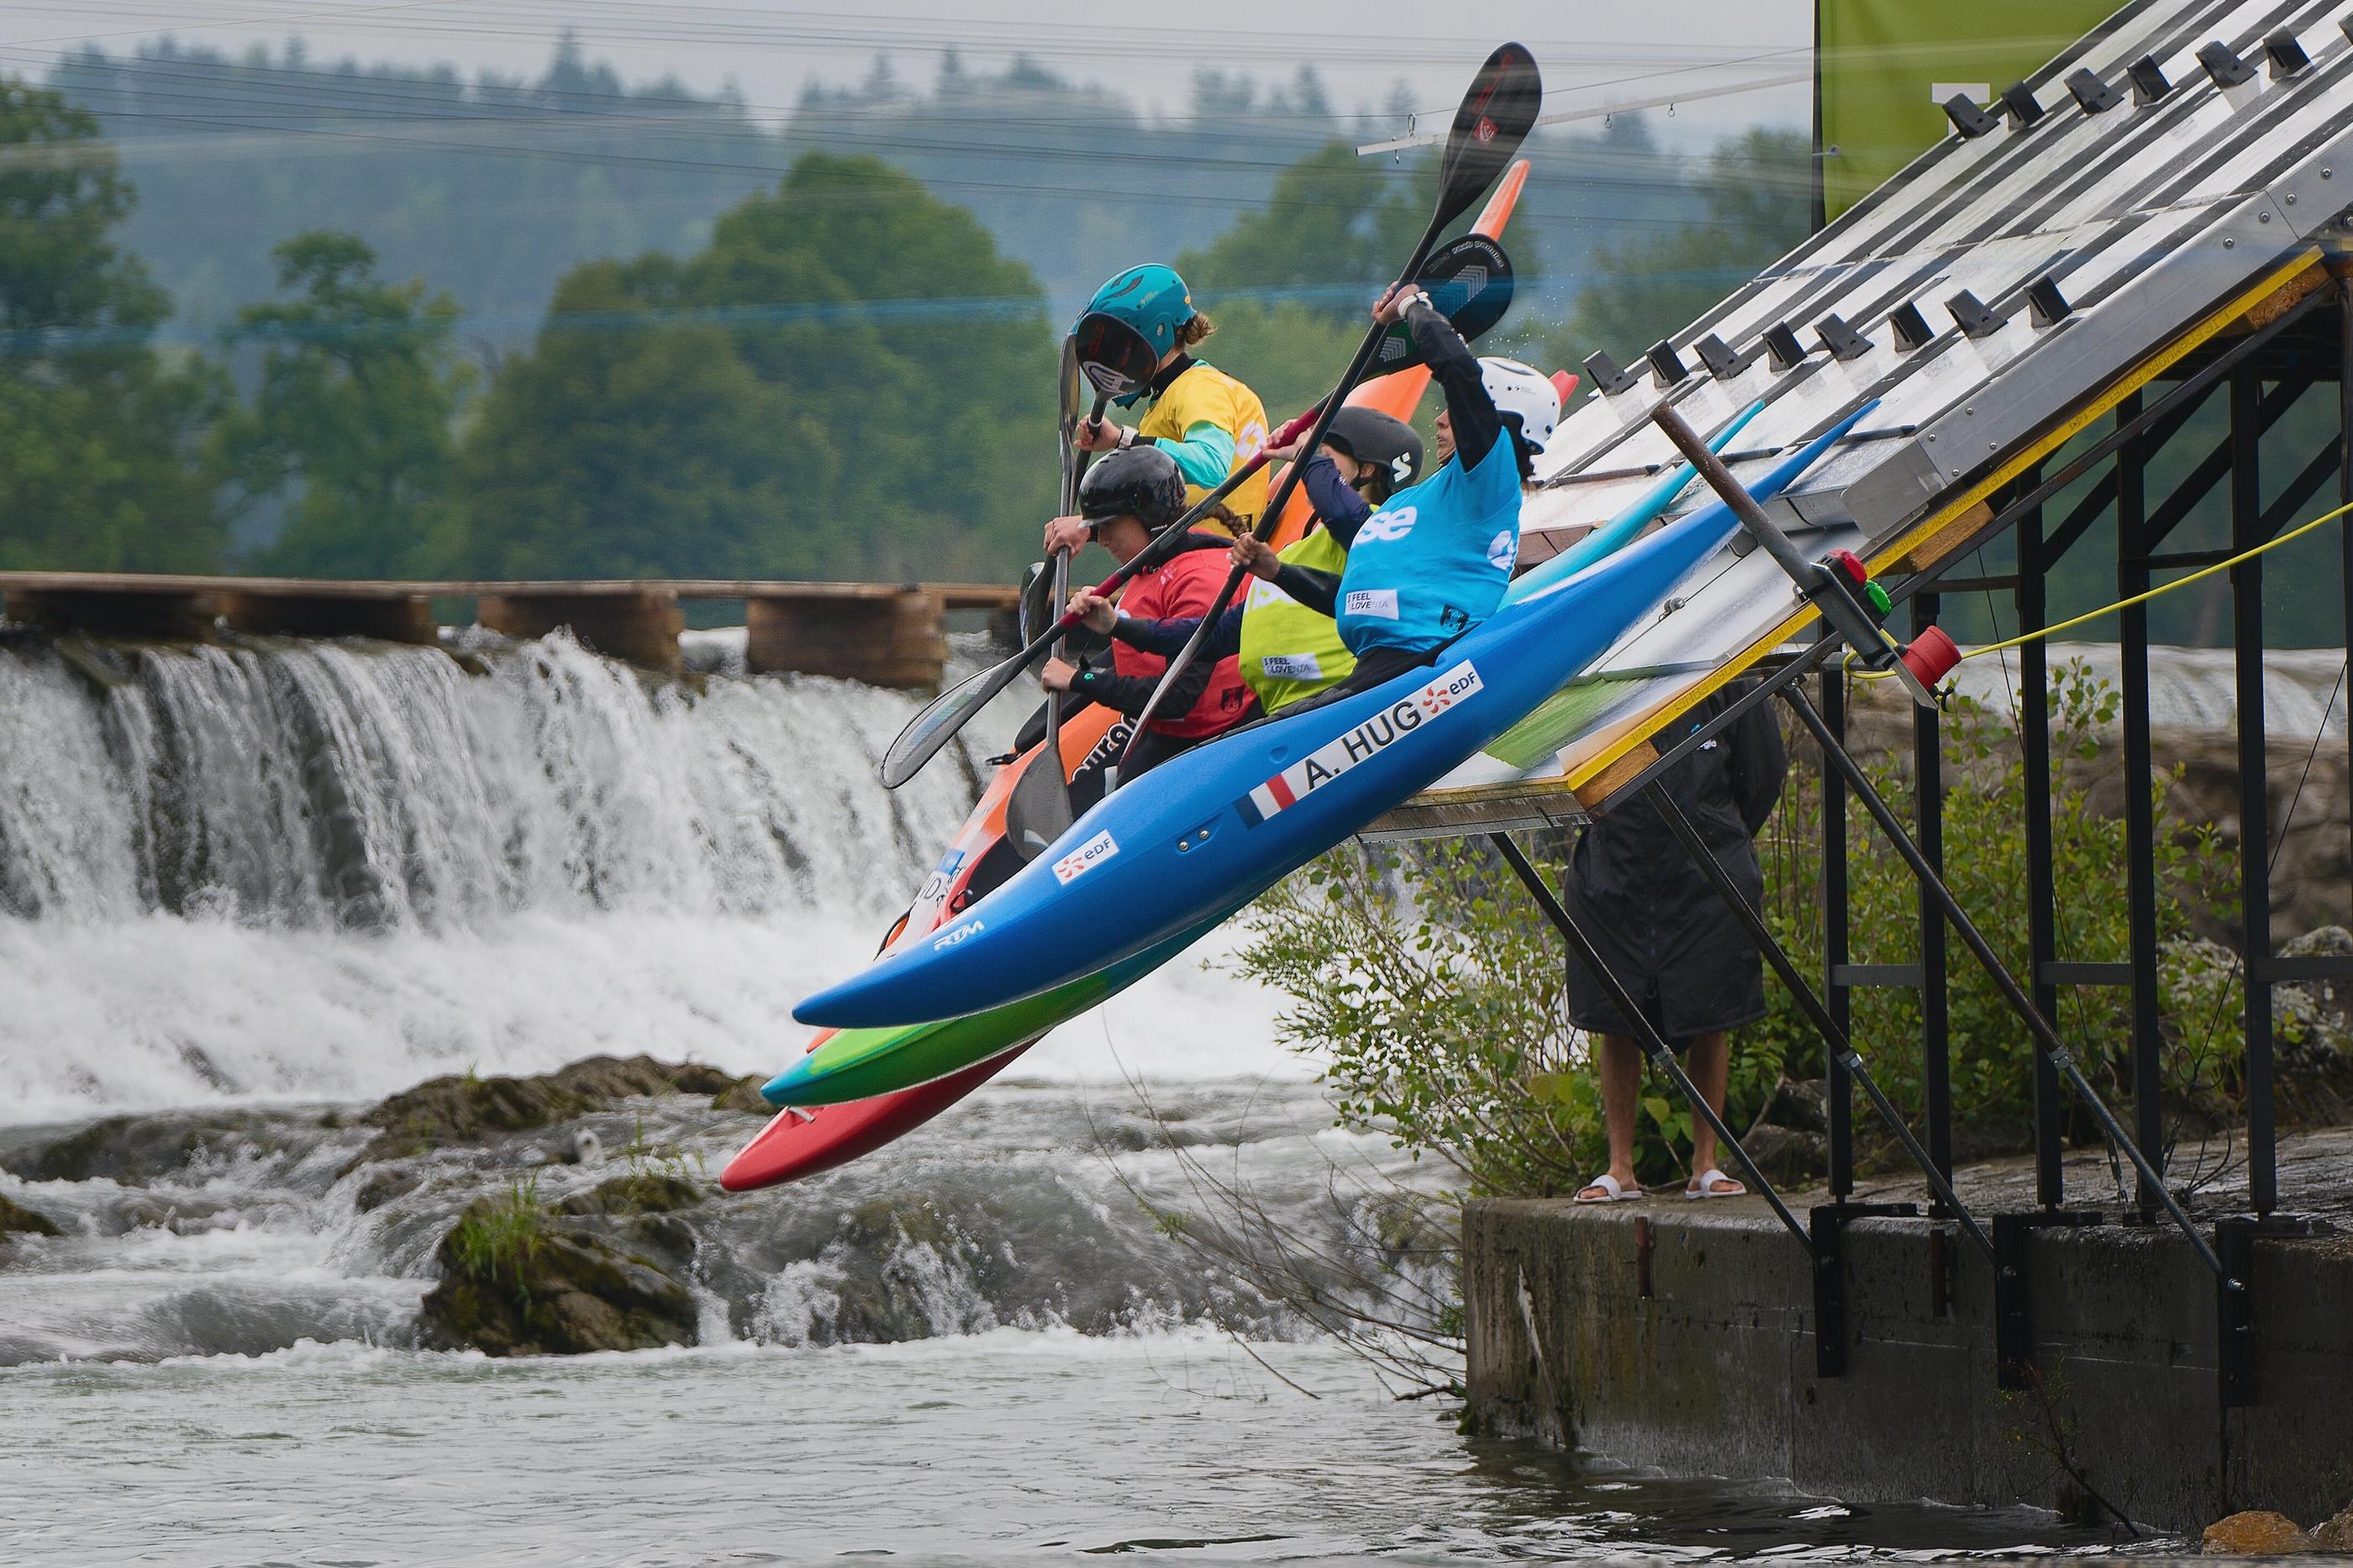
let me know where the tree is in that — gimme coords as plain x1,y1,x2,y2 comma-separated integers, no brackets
1543,126,1813,373
448,153,1058,582
0,78,224,571
217,232,472,578
1177,141,1429,318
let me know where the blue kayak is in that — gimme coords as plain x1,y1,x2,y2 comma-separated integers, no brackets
796,405,1871,1031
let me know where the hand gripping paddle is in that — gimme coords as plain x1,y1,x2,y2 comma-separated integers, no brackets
1115,42,1540,769
877,230,1521,792
1012,312,1159,857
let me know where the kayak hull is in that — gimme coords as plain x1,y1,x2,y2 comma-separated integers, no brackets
719,1044,1032,1188
761,909,1230,1108
719,707,1122,1188
794,408,1871,1033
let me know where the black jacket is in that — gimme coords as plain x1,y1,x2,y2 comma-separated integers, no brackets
1561,683,1788,1040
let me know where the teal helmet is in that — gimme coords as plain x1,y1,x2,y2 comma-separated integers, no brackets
1080,265,1195,360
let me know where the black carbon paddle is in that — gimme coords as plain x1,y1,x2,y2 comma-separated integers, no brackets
879,232,1519,792
1115,42,1541,771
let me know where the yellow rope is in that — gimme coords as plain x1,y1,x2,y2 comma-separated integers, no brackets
1844,498,2353,680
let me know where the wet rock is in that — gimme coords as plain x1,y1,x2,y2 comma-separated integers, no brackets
0,1193,61,1240
559,1173,703,1218
416,1194,697,1356
2314,1505,2353,1553
351,1166,423,1214
1734,1123,1827,1187
3,1111,291,1187
355,1055,742,1164
2202,1511,2316,1555
1764,1078,1829,1134
708,1077,771,1115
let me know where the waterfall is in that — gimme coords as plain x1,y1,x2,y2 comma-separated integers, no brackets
0,629,1146,1120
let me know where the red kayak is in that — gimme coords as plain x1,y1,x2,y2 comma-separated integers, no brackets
719,706,1122,1190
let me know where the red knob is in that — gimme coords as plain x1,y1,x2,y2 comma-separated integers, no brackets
1825,549,1869,586
1900,624,1962,687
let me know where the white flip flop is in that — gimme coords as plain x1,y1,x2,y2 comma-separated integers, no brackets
1685,1167,1746,1199
1573,1173,1643,1204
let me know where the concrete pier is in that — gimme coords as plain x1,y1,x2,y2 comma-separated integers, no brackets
0,572,1020,688
1464,1129,2353,1534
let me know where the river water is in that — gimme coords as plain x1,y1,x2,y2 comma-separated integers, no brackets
0,629,2132,1562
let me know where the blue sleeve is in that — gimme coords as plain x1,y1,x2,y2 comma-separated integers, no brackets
1300,452,1372,547
1151,422,1236,490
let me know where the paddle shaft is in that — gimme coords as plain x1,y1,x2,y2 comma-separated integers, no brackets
1043,391,1112,766
1115,211,1455,763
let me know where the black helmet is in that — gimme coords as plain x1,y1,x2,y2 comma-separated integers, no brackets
1324,407,1424,502
1078,444,1187,532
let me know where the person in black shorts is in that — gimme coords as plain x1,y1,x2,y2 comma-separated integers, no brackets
1566,683,1787,1202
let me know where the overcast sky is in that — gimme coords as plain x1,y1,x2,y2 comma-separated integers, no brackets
0,0,1815,137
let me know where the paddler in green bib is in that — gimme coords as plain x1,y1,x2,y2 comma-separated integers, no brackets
1061,408,1423,716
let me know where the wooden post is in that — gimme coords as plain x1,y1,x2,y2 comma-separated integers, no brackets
476,588,684,674
218,590,436,645
746,587,946,690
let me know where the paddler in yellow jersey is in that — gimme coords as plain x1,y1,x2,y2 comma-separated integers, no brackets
1062,408,1424,717
1048,266,1271,558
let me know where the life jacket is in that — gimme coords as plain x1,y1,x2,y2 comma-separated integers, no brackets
1238,529,1356,713
1137,360,1270,529
1335,435,1522,655
1112,545,1256,739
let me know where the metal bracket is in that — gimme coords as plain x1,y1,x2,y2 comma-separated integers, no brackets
2214,1213,2318,1408
1811,1202,1919,1378
1992,1209,2106,1390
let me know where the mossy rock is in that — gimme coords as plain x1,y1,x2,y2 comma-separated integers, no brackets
560,1172,704,1218
355,1055,742,1164
841,1194,952,1250
3,1112,289,1187
0,1193,61,1240
708,1076,771,1115
416,1195,697,1356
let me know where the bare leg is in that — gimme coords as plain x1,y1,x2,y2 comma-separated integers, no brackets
1575,1034,1644,1199
1682,1031,1743,1192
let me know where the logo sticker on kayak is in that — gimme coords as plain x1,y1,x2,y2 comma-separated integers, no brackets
1052,829,1119,885
1235,661,1483,827
931,918,986,951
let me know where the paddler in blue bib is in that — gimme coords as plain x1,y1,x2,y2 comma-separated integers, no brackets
1229,281,1560,710
1060,406,1424,718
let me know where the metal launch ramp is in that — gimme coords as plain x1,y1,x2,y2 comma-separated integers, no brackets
1371,0,2353,836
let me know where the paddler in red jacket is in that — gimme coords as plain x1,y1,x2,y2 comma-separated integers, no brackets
1039,445,1259,798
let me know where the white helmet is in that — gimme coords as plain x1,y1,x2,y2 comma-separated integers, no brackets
1478,355,1560,454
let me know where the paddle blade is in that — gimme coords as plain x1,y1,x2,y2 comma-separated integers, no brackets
1003,734,1076,862
1071,311,1159,404
1434,43,1542,229
880,651,1026,789
1373,233,1515,373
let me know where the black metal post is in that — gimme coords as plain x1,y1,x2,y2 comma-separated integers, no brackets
2230,369,2277,1215
2119,393,2167,1218
1820,656,1856,1201
2016,486,2066,1209
2342,278,2352,1008
1781,683,2235,1284
1489,831,1815,1255
1913,593,1954,1200
1643,782,1994,1262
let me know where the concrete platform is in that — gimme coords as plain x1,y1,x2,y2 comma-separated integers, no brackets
1465,1126,2353,1534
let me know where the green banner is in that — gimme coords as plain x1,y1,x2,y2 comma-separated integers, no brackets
1818,0,2124,219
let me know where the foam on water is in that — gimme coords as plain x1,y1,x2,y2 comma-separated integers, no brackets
0,630,1299,1120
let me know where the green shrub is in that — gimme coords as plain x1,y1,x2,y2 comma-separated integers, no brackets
448,1175,548,1300
1240,664,2255,1196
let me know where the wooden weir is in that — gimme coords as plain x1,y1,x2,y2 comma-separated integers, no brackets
0,572,1022,690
